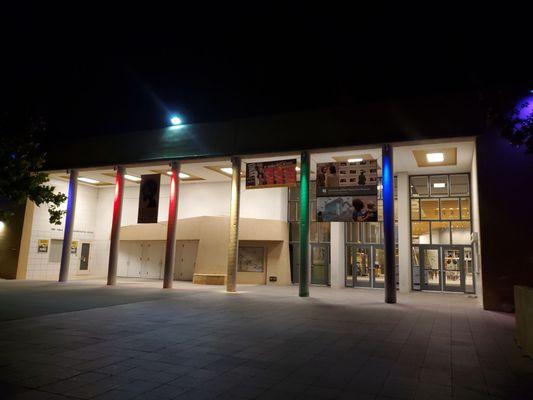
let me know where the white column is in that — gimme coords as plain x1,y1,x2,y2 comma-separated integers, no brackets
397,172,411,293
330,222,345,288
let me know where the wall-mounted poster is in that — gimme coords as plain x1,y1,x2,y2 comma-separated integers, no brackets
71,241,78,254
138,174,161,223
246,159,297,189
238,247,265,272
316,160,378,222
38,239,49,253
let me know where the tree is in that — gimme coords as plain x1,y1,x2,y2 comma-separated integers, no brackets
0,115,67,224
489,94,533,154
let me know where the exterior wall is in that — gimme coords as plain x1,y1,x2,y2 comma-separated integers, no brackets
0,203,27,279
477,130,533,312
471,146,483,305
25,179,98,280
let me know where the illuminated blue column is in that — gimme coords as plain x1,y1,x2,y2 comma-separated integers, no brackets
59,169,78,282
382,144,396,303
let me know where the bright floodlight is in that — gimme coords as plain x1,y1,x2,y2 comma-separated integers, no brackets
0,221,5,231
170,116,182,126
426,152,444,163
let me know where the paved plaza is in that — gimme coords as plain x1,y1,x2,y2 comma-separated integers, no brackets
0,279,531,399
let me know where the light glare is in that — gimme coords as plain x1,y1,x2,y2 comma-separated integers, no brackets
170,116,182,125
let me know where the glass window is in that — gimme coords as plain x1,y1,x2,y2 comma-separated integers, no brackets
289,186,300,201
318,222,330,243
430,175,449,197
290,223,300,242
410,176,429,197
310,222,318,243
363,222,381,243
378,200,383,222
310,201,316,222
346,223,362,243
289,202,299,222
451,221,471,244
450,174,469,196
412,246,420,266
461,198,471,220
431,221,451,244
411,199,420,220
420,199,439,220
440,198,460,220
309,181,316,199
411,221,430,244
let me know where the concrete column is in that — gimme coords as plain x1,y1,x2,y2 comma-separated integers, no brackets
163,161,180,289
299,151,310,297
58,169,78,282
107,166,125,286
330,222,345,288
226,157,241,292
397,172,412,293
382,144,396,303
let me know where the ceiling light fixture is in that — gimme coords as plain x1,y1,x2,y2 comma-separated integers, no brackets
124,174,141,182
295,166,301,172
78,177,100,184
166,171,191,179
348,158,363,163
433,182,446,188
220,167,233,174
426,152,444,163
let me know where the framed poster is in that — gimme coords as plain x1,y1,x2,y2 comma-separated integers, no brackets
316,160,378,222
238,247,265,272
71,241,78,254
246,159,297,189
38,239,49,253
138,174,161,223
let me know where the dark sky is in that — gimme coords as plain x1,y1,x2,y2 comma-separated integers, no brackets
2,5,532,139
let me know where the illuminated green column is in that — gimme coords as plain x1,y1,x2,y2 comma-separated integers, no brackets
299,151,310,297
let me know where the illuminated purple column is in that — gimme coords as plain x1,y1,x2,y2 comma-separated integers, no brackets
58,169,78,282
107,166,125,286
382,144,396,303
163,161,180,289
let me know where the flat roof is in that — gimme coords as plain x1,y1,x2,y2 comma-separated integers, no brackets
44,91,487,170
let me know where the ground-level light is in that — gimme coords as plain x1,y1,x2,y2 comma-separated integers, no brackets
170,116,182,126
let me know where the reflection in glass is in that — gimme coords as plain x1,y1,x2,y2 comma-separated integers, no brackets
289,186,300,201
431,221,451,244
464,247,474,292
412,246,420,266
412,221,430,244
461,198,471,220
420,199,439,220
310,201,316,222
310,222,318,243
451,221,471,244
423,248,440,286
346,246,354,287
289,202,299,222
346,223,362,243
363,222,381,243
319,222,331,243
411,199,420,220
443,249,461,287
450,174,469,196
374,248,385,285
430,175,449,197
355,247,371,285
410,176,429,197
290,223,299,242
440,198,460,220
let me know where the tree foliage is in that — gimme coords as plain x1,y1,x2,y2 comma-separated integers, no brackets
489,98,533,154
0,116,66,224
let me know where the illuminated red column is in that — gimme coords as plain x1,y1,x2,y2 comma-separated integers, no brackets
107,166,125,286
163,161,180,288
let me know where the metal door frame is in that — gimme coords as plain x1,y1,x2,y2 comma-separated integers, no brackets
420,245,442,291
442,246,465,292
310,243,329,285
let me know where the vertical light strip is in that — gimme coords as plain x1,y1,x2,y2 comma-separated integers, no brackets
163,161,180,289
382,144,396,303
299,151,310,297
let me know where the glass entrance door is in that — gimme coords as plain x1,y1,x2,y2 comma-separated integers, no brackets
373,246,385,288
353,246,372,287
420,246,441,290
442,247,464,292
311,244,329,285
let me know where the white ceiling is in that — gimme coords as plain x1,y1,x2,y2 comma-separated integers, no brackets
49,138,475,187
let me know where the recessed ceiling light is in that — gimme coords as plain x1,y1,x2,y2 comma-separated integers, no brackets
124,174,141,182
220,167,233,174
78,177,100,184
426,152,444,163
433,182,446,188
179,172,190,179
348,158,363,163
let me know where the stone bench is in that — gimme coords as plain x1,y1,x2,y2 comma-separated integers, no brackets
193,273,226,285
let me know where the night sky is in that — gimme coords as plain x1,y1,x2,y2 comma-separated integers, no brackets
2,5,532,140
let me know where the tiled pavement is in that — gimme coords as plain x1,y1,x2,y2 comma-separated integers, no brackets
0,279,531,399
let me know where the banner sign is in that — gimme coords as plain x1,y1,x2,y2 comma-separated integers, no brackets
245,159,297,189
138,174,161,223
316,159,378,222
